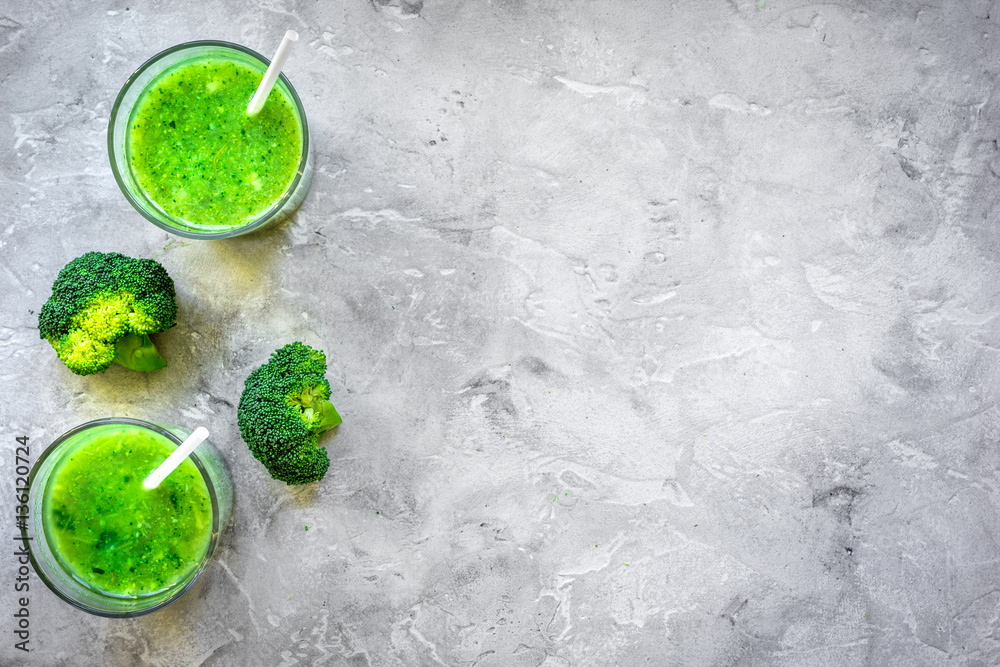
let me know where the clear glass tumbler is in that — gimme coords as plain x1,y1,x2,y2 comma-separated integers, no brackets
23,418,234,617
108,40,313,239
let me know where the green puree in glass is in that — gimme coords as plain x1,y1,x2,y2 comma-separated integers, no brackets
127,57,302,229
42,425,212,598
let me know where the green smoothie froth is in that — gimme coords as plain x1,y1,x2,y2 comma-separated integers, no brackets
42,425,213,598
127,57,303,229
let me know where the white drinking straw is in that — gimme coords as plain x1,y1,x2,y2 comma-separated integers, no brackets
247,30,299,116
143,427,210,490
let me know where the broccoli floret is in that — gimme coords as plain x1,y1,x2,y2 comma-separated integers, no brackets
38,252,177,376
237,342,343,485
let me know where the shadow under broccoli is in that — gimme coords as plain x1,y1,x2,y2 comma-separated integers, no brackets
237,342,342,485
38,251,177,375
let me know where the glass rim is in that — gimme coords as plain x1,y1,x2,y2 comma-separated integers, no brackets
24,417,223,618
107,39,310,240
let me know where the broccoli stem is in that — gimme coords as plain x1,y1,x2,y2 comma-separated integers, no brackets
313,399,343,432
291,385,343,432
113,333,167,371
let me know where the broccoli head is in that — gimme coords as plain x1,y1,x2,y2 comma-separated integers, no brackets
237,342,343,485
38,251,177,376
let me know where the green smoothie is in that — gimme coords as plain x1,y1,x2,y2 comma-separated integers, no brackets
126,56,303,229
42,424,213,598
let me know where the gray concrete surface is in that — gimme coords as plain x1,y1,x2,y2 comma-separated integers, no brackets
3,0,1000,665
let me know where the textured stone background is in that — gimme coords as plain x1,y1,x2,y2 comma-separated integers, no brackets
3,0,1000,665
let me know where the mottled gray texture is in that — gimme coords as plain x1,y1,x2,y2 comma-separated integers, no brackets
3,0,1000,665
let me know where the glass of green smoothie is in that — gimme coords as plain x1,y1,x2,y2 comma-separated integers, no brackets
108,41,313,238
24,418,234,617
